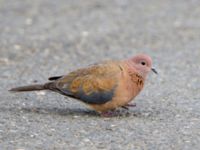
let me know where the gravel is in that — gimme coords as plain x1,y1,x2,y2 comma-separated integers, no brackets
1,0,200,149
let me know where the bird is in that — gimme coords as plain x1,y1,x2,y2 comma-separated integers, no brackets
9,54,157,117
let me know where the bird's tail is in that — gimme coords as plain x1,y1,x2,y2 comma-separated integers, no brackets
9,84,46,92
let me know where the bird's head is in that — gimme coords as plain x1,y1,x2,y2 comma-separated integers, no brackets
125,54,157,78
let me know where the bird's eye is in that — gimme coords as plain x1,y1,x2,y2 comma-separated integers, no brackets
141,62,146,65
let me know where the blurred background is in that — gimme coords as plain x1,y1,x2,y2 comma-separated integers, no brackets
0,0,200,149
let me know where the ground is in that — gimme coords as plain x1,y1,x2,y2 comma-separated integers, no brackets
0,0,200,149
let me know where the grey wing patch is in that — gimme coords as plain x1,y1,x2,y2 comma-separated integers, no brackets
58,87,115,104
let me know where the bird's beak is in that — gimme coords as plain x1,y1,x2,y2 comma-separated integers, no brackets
151,68,158,74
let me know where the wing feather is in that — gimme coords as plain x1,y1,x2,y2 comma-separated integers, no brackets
53,61,121,104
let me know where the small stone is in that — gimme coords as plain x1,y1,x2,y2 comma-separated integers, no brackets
81,31,89,37
36,91,46,96
14,44,21,50
25,18,33,25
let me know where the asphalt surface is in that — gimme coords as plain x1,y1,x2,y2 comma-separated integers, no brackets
1,0,200,149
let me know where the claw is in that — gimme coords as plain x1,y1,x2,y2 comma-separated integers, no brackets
121,106,129,110
126,103,136,107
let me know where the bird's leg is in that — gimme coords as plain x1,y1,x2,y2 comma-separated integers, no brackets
121,103,136,110
121,106,129,110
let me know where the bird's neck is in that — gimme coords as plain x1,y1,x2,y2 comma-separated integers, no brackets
123,60,147,79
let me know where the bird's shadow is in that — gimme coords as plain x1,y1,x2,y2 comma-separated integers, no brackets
19,106,146,118
0,105,145,118
21,106,99,117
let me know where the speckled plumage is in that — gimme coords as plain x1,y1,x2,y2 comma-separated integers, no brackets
9,54,157,115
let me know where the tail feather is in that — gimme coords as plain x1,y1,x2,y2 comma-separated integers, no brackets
48,75,63,81
9,84,46,92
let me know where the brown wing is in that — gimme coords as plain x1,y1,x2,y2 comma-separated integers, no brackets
50,61,121,104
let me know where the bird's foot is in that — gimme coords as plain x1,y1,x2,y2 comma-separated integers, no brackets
100,111,117,117
126,103,136,107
